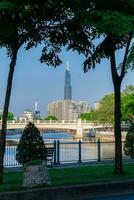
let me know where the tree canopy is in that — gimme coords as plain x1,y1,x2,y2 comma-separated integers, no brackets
67,0,134,175
45,115,58,121
80,85,134,123
122,92,134,121
80,94,114,123
97,94,114,123
80,111,98,122
0,0,74,183
0,112,14,121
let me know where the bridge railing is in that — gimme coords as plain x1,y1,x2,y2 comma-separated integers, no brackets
0,120,79,124
4,140,130,168
0,120,130,129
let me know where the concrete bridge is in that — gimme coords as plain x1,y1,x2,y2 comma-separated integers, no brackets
0,119,112,138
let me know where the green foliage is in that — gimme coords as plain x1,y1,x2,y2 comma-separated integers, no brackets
97,94,114,123
71,1,134,75
0,171,22,192
0,112,14,120
16,122,46,165
123,85,134,95
126,43,134,71
7,112,14,120
80,94,114,123
80,111,98,121
45,115,58,120
122,92,134,121
0,0,71,64
80,85,134,123
50,164,134,186
124,123,134,158
0,1,17,10
2,163,134,191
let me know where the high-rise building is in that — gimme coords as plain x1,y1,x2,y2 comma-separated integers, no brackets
34,99,40,119
64,62,72,100
47,100,91,120
47,62,91,120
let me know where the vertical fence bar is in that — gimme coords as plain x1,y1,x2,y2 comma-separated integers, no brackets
57,140,60,164
7,146,9,166
14,146,16,166
13,146,15,166
5,146,7,166
78,140,82,163
54,140,57,165
97,139,101,161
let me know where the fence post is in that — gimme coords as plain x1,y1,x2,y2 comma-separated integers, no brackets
57,140,60,164
97,139,101,161
78,140,82,163
54,140,57,165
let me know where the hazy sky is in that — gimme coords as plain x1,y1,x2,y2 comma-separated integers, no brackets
0,45,134,117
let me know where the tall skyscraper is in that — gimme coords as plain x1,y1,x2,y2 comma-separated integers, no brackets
34,99,38,112
47,62,91,120
34,99,40,119
64,62,72,100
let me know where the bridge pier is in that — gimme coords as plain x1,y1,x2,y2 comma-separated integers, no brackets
76,128,83,139
76,119,83,139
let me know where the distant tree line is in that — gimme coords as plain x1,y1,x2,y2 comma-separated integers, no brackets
80,85,134,123
45,115,58,120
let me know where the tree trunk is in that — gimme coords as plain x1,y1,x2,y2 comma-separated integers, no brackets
110,50,123,175
0,49,18,183
114,83,123,175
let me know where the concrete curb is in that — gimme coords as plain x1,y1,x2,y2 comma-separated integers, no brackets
1,179,134,200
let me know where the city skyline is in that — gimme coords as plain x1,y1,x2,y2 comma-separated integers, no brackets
0,46,134,117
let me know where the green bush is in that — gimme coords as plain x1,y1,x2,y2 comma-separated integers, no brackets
124,123,134,158
45,115,58,120
16,122,46,165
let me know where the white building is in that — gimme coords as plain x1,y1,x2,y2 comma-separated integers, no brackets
19,110,34,122
94,101,101,110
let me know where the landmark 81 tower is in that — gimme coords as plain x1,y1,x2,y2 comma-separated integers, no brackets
64,62,72,100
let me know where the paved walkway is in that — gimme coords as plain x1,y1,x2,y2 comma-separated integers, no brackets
4,159,134,171
52,159,134,169
87,193,134,200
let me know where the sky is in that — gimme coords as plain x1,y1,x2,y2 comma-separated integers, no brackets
0,45,134,117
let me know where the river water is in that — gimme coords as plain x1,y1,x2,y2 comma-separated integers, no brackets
6,131,74,142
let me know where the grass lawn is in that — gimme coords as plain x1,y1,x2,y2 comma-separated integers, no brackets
0,171,23,192
1,163,134,192
50,164,134,186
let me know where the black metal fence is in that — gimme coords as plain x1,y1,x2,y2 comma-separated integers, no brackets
4,140,129,167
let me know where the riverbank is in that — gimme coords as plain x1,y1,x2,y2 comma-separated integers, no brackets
96,131,127,142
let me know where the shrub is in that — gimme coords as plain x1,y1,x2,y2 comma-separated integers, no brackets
16,122,46,165
45,115,58,120
124,123,134,158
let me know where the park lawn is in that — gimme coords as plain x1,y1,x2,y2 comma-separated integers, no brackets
1,163,134,192
49,163,134,186
0,171,23,192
